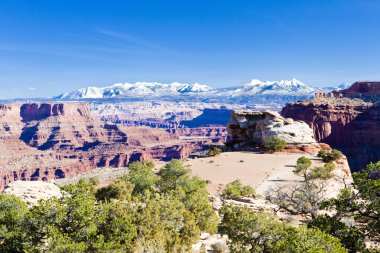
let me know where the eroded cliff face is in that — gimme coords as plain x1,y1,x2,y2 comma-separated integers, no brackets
334,81,380,102
281,97,378,170
19,103,128,150
94,102,235,141
0,103,213,190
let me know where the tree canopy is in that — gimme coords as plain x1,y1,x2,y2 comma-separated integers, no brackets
220,205,348,253
0,160,219,253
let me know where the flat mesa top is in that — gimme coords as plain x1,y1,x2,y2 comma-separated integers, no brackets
233,110,280,117
295,97,373,107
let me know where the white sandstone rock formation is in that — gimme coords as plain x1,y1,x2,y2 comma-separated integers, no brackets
227,110,316,146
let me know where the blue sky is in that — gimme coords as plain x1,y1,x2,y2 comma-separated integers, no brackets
1,0,380,98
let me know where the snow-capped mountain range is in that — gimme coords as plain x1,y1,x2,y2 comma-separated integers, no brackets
56,79,351,105
57,82,212,99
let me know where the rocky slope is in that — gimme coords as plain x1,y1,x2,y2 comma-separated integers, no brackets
0,103,218,190
282,83,380,170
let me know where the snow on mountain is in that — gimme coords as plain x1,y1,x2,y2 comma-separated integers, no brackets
177,83,212,93
318,83,352,93
331,83,351,91
239,78,315,95
57,78,351,106
57,79,316,100
56,82,212,99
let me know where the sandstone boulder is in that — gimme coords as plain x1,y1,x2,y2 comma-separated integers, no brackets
227,110,315,146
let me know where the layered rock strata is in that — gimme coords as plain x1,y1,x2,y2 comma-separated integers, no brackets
333,81,380,102
93,103,236,141
0,103,214,190
281,95,379,170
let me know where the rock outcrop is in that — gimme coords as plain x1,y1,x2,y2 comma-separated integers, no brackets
333,81,380,101
0,103,215,190
4,180,62,206
281,95,379,170
227,110,315,147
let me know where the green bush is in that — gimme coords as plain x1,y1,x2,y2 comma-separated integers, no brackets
307,215,366,253
0,160,220,253
294,156,312,175
322,161,380,247
317,149,343,163
264,136,287,153
222,179,255,200
211,242,228,253
95,177,134,201
207,147,222,157
220,205,348,253
309,162,336,180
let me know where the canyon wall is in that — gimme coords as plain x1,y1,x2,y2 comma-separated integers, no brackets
0,103,214,190
334,81,380,101
281,95,379,170
93,102,235,141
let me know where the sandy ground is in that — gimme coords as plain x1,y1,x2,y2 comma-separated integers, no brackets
51,151,346,198
185,152,317,196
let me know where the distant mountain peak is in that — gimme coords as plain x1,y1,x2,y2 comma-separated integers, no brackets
56,78,353,106
241,78,314,95
56,81,213,99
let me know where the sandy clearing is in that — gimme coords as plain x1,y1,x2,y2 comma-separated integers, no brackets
186,152,317,195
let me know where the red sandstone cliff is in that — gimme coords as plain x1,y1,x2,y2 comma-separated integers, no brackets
0,103,213,190
281,97,378,170
338,81,380,96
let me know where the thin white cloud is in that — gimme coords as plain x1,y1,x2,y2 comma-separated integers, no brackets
28,86,36,91
94,28,170,53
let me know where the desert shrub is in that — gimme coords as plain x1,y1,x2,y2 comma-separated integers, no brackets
294,156,312,174
211,242,228,253
0,194,28,252
321,161,380,246
14,180,137,252
220,205,348,253
309,162,336,180
128,162,157,195
268,157,336,219
95,177,134,201
0,160,220,253
157,160,219,234
264,136,287,153
317,149,343,163
157,159,191,191
307,215,366,253
222,179,255,200
207,147,222,157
